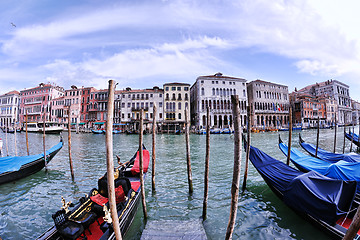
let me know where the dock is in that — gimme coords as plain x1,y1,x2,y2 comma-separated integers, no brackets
141,219,208,240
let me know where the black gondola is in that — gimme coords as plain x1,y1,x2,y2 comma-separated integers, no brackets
244,137,360,239
345,131,360,147
37,146,150,240
0,137,63,184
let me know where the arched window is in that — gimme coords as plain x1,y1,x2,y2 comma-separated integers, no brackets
178,102,181,110
178,113,181,119
201,88,205,95
212,88,215,95
178,93,182,100
172,93,176,100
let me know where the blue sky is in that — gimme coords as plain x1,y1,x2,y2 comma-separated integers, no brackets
1,0,360,100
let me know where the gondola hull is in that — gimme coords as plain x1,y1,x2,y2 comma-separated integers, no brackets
0,139,63,184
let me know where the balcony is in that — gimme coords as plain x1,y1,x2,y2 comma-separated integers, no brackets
131,107,149,112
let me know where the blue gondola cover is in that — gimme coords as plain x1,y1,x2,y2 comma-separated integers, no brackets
249,145,356,225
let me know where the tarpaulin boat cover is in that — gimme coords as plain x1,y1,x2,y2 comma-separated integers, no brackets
346,132,360,147
279,142,360,193
0,140,63,174
249,145,356,225
300,139,360,163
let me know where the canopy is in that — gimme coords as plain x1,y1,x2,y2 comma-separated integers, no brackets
0,140,63,174
249,145,356,225
94,122,105,125
279,142,360,194
300,137,360,163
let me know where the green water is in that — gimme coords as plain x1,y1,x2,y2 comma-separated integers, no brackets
0,127,357,239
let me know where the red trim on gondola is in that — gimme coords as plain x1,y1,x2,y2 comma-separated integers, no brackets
131,150,150,175
90,186,126,206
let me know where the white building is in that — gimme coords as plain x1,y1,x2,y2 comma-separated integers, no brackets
190,73,248,129
0,91,20,127
247,79,290,128
163,82,190,133
119,87,164,132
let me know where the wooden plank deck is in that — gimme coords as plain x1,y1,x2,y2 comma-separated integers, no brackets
141,219,207,240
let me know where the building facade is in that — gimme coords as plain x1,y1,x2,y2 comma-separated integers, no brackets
351,100,360,125
190,73,247,129
19,83,64,124
247,79,289,129
297,80,352,125
120,87,164,132
0,91,20,127
163,83,190,132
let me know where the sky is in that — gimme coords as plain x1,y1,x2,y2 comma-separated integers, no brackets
0,0,360,100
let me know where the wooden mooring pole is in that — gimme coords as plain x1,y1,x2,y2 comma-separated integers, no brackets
67,106,75,181
343,126,346,154
184,107,193,194
26,111,29,155
5,122,8,156
286,108,293,165
242,105,251,192
225,95,242,240
14,122,17,156
152,104,157,192
333,113,337,153
105,80,122,240
139,109,148,219
343,205,360,240
43,113,47,169
315,116,320,157
350,124,354,152
202,106,210,221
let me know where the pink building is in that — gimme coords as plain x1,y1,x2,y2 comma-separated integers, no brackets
51,96,65,124
19,83,64,124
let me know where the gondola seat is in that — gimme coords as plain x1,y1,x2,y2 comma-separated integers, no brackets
52,209,85,240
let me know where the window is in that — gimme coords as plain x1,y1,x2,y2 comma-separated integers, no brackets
184,87,189,91
178,102,181,110
165,87,169,91
201,88,205,95
159,102,163,107
178,113,181,119
172,87,176,91
177,87,181,91
159,113,162,119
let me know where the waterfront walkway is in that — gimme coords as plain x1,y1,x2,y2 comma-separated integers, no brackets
141,219,207,240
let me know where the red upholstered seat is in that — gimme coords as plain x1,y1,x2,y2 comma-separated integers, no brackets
131,150,150,176
130,181,141,191
90,185,125,206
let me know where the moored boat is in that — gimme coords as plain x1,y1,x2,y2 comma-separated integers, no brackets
299,134,360,163
92,129,105,134
0,137,63,184
245,137,359,239
26,122,63,134
345,131,360,147
279,135,360,195
37,146,150,240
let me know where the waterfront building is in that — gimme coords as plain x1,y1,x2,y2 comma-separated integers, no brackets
80,87,97,128
297,80,352,125
191,73,247,129
64,86,82,130
247,79,289,129
51,96,65,124
163,83,190,133
0,91,20,127
351,100,360,125
290,92,328,128
19,83,64,124
120,87,164,132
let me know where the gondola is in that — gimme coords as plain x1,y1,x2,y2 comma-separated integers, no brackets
0,137,63,184
37,146,150,240
278,135,360,195
92,129,105,134
345,131,360,147
244,137,359,239
299,133,360,163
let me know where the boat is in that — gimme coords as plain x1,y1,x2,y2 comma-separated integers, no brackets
112,130,122,134
221,128,232,134
37,146,150,240
26,122,63,134
197,128,206,135
92,129,105,134
245,138,359,239
345,131,360,147
299,134,360,163
0,137,63,184
278,135,360,195
210,128,221,134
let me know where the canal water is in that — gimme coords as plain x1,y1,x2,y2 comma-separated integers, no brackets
0,127,357,239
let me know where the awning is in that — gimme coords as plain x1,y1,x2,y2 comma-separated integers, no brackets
94,122,105,125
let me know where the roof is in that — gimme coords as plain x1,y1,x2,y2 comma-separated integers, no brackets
248,79,288,88
163,82,190,86
3,90,20,95
197,72,246,81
